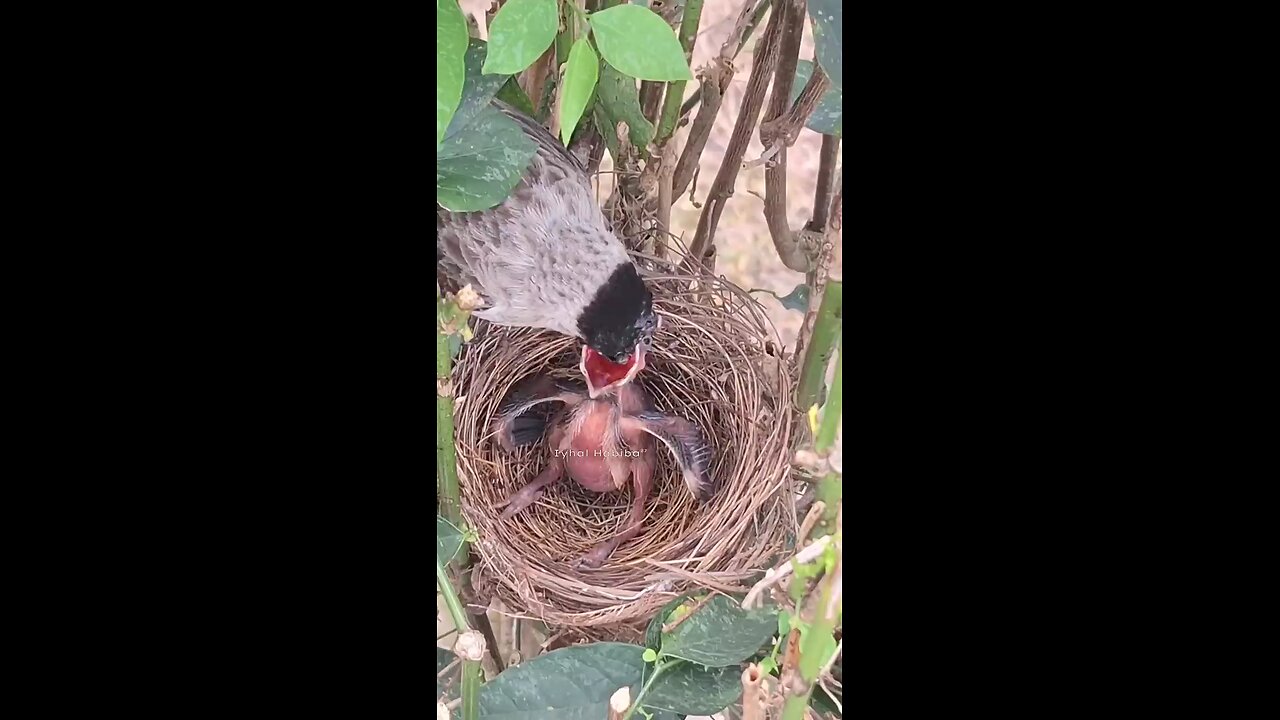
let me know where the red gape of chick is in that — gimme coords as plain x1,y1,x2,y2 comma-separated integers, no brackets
490,374,714,568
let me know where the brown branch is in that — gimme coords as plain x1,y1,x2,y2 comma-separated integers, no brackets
794,175,840,367
685,0,787,266
673,0,767,201
760,63,830,151
741,664,766,720
759,0,817,274
807,133,840,233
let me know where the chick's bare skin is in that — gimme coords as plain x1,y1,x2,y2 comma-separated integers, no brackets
491,376,713,568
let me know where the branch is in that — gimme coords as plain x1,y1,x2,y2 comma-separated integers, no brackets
760,62,830,151
759,0,818,274
795,183,842,411
679,0,772,120
807,134,840,233
437,287,480,529
741,664,766,720
656,0,705,145
437,555,483,720
685,0,786,266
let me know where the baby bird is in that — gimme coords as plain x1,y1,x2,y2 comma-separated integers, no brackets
490,373,714,568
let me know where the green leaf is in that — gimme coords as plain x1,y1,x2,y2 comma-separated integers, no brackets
808,0,842,91
437,515,466,564
437,646,460,701
436,0,469,147
595,62,656,150
642,648,658,662
496,77,536,117
446,39,514,141
589,5,693,81
645,591,702,651
477,642,649,719
560,38,599,146
789,60,842,137
660,595,778,667
645,662,743,716
482,0,559,75
437,105,538,212
448,333,463,361
779,283,812,312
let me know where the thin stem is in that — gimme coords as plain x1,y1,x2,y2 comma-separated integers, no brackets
679,0,772,118
437,292,462,528
779,549,841,720
807,134,840,232
796,278,841,412
438,556,482,720
815,337,841,452
621,659,682,720
437,556,469,633
656,0,705,144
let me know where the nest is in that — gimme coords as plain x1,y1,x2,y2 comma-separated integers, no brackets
454,261,796,635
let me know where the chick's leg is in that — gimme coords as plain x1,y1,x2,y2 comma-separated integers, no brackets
578,456,654,568
498,458,563,520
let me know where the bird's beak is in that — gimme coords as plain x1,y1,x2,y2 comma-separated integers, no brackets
582,344,647,399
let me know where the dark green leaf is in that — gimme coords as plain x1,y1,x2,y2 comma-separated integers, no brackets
808,0,842,91
596,62,656,149
589,5,693,81
811,682,842,718
560,38,599,146
496,77,536,117
660,594,778,667
779,283,812,313
789,60,842,137
437,515,466,564
448,333,463,361
446,39,514,141
477,642,648,719
437,646,460,701
645,592,701,650
437,105,538,212
436,0,468,147
483,0,559,75
645,662,743,715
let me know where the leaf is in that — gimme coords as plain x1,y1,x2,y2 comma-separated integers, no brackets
482,0,559,75
659,594,778,667
446,39,514,141
436,0,469,147
789,60,842,137
437,646,460,701
559,39,599,146
496,77,536,117
645,662,743,716
437,515,466,564
808,0,842,91
778,283,812,312
589,5,693,81
645,591,702,651
642,648,658,662
595,62,656,149
477,642,649,719
437,105,538,212
448,333,463,361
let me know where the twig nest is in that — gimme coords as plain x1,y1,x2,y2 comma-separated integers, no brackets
454,266,795,631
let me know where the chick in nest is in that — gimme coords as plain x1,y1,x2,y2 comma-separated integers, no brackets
490,367,714,569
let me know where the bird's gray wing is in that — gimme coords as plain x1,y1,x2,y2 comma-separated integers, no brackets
621,412,716,501
491,375,588,450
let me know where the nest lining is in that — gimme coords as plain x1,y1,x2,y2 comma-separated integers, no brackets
454,268,796,630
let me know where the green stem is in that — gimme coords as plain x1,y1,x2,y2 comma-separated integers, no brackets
656,0,705,144
437,293,462,529
796,280,842,413
621,659,682,720
779,552,841,720
438,555,482,720
815,338,841,452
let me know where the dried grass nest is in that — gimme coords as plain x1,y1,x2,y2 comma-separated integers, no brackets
455,261,796,634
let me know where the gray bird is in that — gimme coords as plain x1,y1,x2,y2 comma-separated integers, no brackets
490,374,714,568
437,100,658,398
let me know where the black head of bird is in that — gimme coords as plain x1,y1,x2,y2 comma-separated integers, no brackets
437,99,657,397
489,372,713,568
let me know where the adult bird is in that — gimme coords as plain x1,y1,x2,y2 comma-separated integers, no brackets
437,99,658,398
